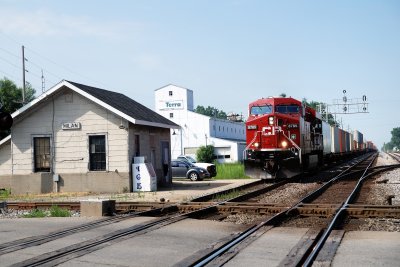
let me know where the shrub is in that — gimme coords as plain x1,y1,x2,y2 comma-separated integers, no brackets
0,188,11,200
23,209,46,218
50,205,71,217
196,145,214,163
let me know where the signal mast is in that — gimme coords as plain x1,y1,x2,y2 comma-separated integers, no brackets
317,90,369,128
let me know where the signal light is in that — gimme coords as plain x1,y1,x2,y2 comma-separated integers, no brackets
0,110,13,130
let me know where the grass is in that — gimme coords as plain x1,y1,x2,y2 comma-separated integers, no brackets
213,162,249,179
0,188,11,200
212,189,242,201
22,205,71,218
23,209,47,218
49,205,71,217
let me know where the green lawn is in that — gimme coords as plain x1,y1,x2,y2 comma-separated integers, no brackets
214,162,249,179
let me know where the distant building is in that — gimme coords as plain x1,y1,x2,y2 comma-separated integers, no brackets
155,84,246,162
0,80,178,194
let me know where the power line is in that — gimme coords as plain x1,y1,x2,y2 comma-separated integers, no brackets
25,46,109,87
1,31,110,89
0,69,22,83
25,58,63,81
0,55,20,70
0,47,20,59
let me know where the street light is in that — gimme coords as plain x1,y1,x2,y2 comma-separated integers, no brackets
172,128,183,155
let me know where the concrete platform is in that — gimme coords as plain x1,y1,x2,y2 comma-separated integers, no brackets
333,231,400,267
1,217,399,266
0,217,245,267
11,179,259,203
224,227,310,266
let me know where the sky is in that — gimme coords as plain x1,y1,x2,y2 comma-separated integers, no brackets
0,0,399,149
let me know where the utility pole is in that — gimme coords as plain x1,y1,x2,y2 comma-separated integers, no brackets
41,69,45,93
22,45,26,104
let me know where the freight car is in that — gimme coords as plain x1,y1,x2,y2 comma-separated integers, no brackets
244,96,374,178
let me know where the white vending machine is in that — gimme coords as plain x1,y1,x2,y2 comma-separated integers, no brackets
132,157,157,192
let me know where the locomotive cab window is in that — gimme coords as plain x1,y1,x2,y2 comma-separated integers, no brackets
275,105,299,114
250,104,272,115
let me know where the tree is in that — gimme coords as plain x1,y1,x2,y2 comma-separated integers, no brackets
194,105,227,119
390,127,400,149
302,98,338,126
196,145,214,163
0,78,36,139
382,127,400,152
0,78,36,113
382,142,394,152
279,93,287,97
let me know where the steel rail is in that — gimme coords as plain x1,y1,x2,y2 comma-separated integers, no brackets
179,202,400,218
186,153,374,267
9,156,354,267
302,153,387,267
10,197,243,267
190,179,267,202
388,152,400,163
7,153,384,266
0,179,286,259
0,204,179,256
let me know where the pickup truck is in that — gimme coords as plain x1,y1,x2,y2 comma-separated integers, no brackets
177,155,217,177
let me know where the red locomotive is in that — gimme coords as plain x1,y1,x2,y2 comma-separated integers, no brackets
244,96,373,178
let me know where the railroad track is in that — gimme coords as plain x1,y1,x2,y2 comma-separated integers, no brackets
175,152,400,267
388,152,400,162
2,152,399,266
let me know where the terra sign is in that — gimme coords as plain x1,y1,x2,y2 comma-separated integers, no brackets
160,100,183,110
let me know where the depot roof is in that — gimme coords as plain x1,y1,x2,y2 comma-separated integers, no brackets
12,80,179,129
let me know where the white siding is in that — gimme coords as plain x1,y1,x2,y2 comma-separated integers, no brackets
0,140,11,174
155,84,245,160
11,89,129,175
155,84,194,112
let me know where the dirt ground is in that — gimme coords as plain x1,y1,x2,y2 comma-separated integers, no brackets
5,179,258,203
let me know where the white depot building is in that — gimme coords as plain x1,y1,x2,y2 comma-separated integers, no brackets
155,84,246,162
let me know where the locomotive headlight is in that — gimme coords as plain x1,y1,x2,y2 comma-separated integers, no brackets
254,142,260,148
281,141,288,148
268,116,274,125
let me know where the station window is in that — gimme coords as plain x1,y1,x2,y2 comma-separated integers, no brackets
33,137,51,172
169,91,173,96
89,135,106,171
170,113,174,118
